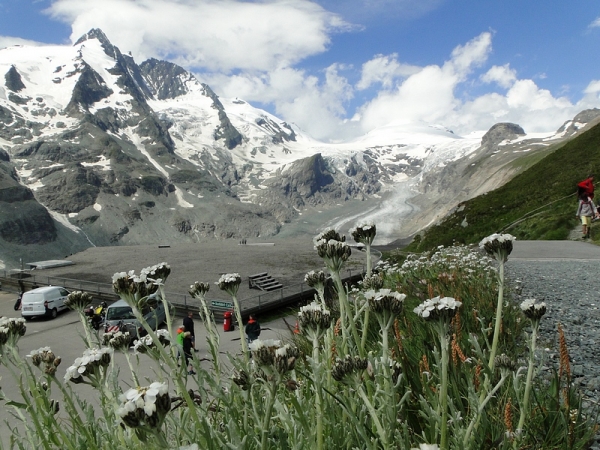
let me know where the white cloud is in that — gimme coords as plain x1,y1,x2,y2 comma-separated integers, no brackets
356,54,420,90
481,64,516,89
46,0,349,72
355,32,492,132
39,1,600,140
589,17,600,28
0,36,48,49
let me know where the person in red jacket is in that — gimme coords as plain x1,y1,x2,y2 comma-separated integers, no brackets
578,175,594,199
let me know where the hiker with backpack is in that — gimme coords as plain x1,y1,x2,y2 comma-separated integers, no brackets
577,175,595,199
576,191,598,239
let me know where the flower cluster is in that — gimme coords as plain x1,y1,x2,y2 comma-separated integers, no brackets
304,270,328,288
232,369,251,391
142,262,171,284
479,233,516,262
349,222,376,245
364,289,406,315
520,298,547,321
361,273,384,290
112,263,170,300
28,347,61,376
413,296,462,322
332,355,368,382
249,339,299,374
216,273,241,295
64,347,112,383
384,245,497,285
0,316,26,347
64,291,93,310
494,354,516,372
117,382,171,429
189,281,210,298
298,302,332,333
132,329,171,354
314,237,351,265
102,330,131,351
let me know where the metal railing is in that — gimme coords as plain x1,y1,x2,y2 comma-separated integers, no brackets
0,265,365,316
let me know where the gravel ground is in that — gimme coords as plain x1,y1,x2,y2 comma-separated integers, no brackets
506,259,600,448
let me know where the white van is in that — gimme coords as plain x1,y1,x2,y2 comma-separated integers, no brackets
21,286,70,320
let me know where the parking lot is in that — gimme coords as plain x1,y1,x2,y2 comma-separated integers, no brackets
0,289,296,448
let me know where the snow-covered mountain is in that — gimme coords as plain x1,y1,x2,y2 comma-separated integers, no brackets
1,29,599,269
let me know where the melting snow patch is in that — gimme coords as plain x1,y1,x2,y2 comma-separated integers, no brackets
49,210,82,233
174,188,193,208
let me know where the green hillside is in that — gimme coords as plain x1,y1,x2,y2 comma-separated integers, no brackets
406,121,600,253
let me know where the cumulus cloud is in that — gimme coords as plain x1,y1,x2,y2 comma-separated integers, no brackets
355,32,492,133
481,64,517,88
46,0,349,72
356,54,420,90
40,1,600,140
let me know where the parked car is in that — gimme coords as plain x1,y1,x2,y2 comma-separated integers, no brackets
104,293,166,339
21,286,70,320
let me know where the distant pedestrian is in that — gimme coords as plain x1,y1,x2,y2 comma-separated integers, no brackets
578,175,595,199
183,311,197,351
245,314,261,343
576,192,597,239
182,330,195,375
14,279,25,310
176,325,185,365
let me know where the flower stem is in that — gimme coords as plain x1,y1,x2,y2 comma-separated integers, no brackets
230,293,249,361
463,373,509,447
312,335,324,450
260,379,278,450
357,384,388,447
488,260,505,371
332,271,361,355
516,321,538,438
439,327,449,450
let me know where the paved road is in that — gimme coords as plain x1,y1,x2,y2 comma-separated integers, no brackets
510,240,600,260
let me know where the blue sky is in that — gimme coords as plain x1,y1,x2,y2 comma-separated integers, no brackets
1,0,600,141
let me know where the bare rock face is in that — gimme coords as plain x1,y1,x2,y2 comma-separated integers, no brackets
4,65,26,92
481,123,526,146
0,159,56,245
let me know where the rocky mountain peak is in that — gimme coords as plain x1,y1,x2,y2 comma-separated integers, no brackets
481,123,526,146
4,65,25,92
140,58,193,100
74,28,118,59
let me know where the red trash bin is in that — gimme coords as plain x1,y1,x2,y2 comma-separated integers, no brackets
223,311,234,331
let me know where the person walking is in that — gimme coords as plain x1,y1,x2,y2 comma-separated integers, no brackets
183,311,197,351
176,325,185,365
578,175,595,199
182,330,195,375
14,279,25,310
576,191,597,239
245,314,261,343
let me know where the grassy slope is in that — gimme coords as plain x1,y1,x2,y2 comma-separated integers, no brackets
406,122,600,253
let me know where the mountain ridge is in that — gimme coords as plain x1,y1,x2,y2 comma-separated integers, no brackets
0,28,599,269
